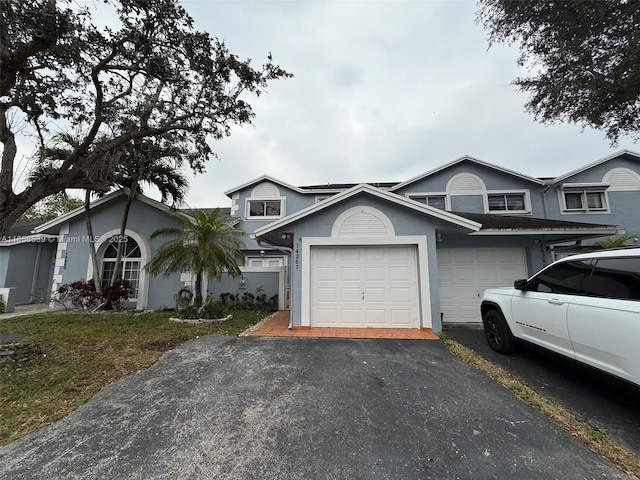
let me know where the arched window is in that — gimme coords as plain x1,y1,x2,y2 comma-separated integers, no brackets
101,237,141,299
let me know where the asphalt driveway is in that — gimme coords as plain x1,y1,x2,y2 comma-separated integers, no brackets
444,324,640,458
0,336,631,479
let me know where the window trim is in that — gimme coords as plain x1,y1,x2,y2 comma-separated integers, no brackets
559,185,610,214
484,190,531,214
99,236,142,301
245,197,285,220
405,192,450,211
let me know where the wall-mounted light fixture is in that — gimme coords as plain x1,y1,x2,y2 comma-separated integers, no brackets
260,250,265,256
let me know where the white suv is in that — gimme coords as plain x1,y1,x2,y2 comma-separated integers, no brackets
480,248,640,387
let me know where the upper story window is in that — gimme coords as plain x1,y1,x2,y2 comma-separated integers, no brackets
247,199,282,218
560,184,609,213
487,192,528,213
245,182,285,220
407,194,448,210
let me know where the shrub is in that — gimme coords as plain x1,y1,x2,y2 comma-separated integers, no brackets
178,299,226,320
218,288,278,312
0,299,4,314
55,279,134,311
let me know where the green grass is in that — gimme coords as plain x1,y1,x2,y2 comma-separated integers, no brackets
0,309,269,446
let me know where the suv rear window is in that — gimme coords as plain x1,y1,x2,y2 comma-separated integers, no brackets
582,257,640,300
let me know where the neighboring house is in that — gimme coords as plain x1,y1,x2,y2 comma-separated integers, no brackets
0,221,57,311
1,150,637,330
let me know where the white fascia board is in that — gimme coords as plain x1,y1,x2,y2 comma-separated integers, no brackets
390,155,545,191
224,174,305,197
254,183,481,238
469,227,619,236
552,150,640,184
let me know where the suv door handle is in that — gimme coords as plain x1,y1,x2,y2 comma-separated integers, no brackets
548,298,564,305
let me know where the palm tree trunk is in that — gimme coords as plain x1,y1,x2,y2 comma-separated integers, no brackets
84,190,102,294
194,271,203,307
111,184,137,286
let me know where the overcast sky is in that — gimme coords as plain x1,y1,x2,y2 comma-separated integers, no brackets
14,0,639,209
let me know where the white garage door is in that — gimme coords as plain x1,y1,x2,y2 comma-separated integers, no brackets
311,246,420,328
437,248,527,323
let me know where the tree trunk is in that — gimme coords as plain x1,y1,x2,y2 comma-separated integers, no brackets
84,190,102,294
110,184,137,286
194,271,203,307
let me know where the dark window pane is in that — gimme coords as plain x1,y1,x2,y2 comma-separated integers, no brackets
488,194,506,211
427,196,446,210
586,192,605,209
249,201,265,216
565,192,584,210
584,258,640,300
265,200,281,216
529,260,592,294
505,194,525,210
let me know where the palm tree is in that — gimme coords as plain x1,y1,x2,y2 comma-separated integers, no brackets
145,209,245,306
589,233,638,251
109,139,188,285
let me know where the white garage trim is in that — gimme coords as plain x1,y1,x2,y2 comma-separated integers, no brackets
301,236,431,328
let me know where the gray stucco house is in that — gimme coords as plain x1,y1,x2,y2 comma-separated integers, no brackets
3,150,639,331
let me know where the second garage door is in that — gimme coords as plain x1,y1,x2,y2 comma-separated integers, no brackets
311,246,420,328
437,247,527,323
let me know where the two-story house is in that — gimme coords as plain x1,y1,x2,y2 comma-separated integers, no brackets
3,150,637,331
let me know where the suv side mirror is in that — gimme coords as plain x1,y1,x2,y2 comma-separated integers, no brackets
514,279,528,290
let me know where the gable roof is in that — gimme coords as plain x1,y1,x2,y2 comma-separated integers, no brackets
551,150,640,183
253,183,482,239
32,190,179,234
390,155,546,192
224,175,307,197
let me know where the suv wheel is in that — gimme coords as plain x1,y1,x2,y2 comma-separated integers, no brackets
483,309,515,354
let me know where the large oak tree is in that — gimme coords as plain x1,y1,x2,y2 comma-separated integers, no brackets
477,0,640,144
0,0,290,235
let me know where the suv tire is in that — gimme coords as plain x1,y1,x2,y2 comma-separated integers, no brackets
483,309,515,354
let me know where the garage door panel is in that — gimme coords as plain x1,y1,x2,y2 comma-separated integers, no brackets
390,286,411,303
315,287,337,302
453,267,475,282
311,246,420,328
364,266,386,282
314,308,339,326
477,266,498,281
390,309,416,326
438,247,527,323
340,267,360,282
364,309,386,325
341,288,361,302
390,265,413,282
365,287,386,302
315,266,337,281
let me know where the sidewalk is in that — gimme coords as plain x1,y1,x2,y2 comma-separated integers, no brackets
245,310,439,340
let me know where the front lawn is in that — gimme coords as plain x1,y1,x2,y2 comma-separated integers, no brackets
0,309,268,446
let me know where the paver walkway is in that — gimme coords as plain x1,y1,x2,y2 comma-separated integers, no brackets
246,310,439,340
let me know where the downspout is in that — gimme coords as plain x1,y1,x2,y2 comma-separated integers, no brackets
256,238,294,330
